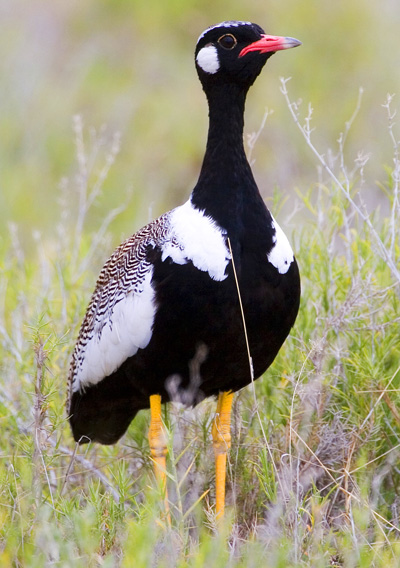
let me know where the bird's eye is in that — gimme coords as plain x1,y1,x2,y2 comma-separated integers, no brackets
218,34,237,50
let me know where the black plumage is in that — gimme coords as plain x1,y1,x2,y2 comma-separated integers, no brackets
68,21,301,447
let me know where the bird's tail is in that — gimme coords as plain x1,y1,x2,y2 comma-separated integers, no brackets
68,377,141,445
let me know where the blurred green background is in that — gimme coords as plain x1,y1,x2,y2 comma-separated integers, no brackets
1,0,400,246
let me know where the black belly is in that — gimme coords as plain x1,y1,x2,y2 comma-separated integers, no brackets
69,250,300,444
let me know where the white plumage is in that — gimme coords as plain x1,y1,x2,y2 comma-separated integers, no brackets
73,270,156,391
196,45,220,74
197,21,252,43
161,199,230,281
70,200,230,395
267,216,294,274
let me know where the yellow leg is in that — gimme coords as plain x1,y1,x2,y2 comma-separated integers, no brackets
148,394,169,509
212,391,234,520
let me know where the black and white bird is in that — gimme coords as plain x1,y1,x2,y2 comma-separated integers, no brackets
67,21,301,518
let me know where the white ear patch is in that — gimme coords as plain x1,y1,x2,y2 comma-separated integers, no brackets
196,45,220,74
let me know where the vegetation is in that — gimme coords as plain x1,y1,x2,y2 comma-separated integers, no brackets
1,1,400,566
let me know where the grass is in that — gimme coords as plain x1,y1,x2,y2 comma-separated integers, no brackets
2,0,400,244
0,77,399,566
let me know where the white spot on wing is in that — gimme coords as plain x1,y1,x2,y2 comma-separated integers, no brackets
267,215,294,274
73,270,155,391
161,199,230,281
196,45,220,74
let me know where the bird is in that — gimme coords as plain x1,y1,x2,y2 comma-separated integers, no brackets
67,21,301,520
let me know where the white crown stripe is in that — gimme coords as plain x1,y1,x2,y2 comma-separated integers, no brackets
197,20,253,43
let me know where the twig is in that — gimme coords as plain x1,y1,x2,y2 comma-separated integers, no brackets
292,427,400,535
246,107,273,165
359,362,400,432
227,237,286,501
382,94,400,256
280,77,400,284
71,116,121,272
337,87,364,190
76,204,126,280
32,337,55,509
57,439,121,503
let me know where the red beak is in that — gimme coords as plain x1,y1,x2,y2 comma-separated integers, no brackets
239,34,301,58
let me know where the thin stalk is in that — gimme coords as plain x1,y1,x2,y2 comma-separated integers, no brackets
280,77,400,284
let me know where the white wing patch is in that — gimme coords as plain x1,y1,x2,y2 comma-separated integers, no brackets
72,270,155,391
196,45,220,74
267,215,294,274
162,199,230,281
68,204,230,401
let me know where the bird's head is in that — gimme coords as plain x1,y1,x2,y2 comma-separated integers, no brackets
195,21,301,92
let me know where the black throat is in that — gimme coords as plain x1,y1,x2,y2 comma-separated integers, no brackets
191,82,270,241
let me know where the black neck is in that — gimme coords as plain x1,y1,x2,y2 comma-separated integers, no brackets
191,83,263,234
